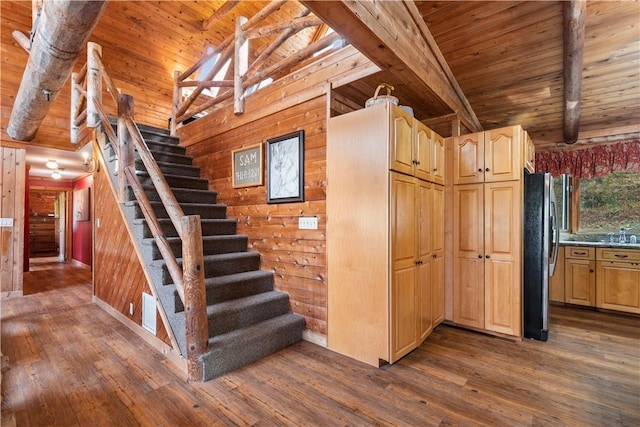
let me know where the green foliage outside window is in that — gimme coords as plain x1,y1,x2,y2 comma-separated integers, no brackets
579,171,640,232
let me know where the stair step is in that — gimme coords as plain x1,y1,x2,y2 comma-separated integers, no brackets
140,150,193,166
136,171,209,190
135,159,201,178
145,139,186,156
174,270,275,312
131,201,227,220
143,234,248,260
207,291,291,337
156,252,262,285
136,218,237,238
127,186,218,204
200,313,305,380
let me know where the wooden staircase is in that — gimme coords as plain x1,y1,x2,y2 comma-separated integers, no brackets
99,121,305,381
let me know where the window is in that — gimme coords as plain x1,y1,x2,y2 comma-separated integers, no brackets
553,174,571,231
579,171,640,233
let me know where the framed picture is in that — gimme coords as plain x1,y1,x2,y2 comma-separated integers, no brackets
267,130,304,204
74,188,90,221
232,143,263,188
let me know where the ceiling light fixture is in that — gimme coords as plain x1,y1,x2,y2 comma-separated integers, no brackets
46,159,58,169
51,170,61,179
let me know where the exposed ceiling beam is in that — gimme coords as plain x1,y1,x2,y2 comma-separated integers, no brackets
201,0,240,31
7,0,108,142
563,0,586,144
301,0,482,132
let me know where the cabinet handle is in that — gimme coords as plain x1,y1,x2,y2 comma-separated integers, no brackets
590,269,594,273
478,168,483,172
416,260,423,265
486,255,490,259
575,251,587,255
433,254,437,259
433,168,437,172
485,167,490,172
478,254,483,258
614,254,629,258
412,160,420,165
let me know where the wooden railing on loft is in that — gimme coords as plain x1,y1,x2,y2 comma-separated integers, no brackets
71,42,208,382
170,0,341,135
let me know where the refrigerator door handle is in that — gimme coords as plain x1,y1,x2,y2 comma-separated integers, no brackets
549,200,560,277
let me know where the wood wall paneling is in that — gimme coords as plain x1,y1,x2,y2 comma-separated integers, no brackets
93,163,170,346
188,95,328,336
1,146,26,294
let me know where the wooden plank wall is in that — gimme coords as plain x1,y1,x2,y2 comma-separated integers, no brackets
186,96,328,336
0,145,26,295
93,164,170,346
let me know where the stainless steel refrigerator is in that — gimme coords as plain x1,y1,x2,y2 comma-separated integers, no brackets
523,171,559,341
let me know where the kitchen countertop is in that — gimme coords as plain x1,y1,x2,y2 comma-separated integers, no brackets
560,240,640,249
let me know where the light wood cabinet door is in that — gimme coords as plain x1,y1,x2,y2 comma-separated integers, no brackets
565,258,596,306
453,132,484,184
483,181,522,336
432,185,445,253
485,126,521,182
596,261,640,314
414,120,432,182
432,133,445,185
390,108,414,176
390,172,418,362
417,180,433,342
432,251,445,326
453,184,485,329
524,131,535,173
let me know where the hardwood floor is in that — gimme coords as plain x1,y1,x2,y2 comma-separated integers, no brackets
2,259,639,426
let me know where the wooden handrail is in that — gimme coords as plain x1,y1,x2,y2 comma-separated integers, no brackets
123,115,187,239
125,166,186,302
81,44,209,381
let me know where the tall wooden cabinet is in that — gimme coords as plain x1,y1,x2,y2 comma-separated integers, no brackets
451,125,530,338
327,102,445,366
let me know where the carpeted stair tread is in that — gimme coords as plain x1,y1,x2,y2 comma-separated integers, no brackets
142,234,249,260
140,139,186,155
127,186,218,204
135,159,201,177
200,313,305,380
206,291,291,337
134,217,238,238
135,171,209,190
129,201,227,220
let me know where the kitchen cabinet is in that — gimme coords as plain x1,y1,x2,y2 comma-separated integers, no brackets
549,246,565,302
394,116,445,185
453,181,522,335
451,125,527,338
452,125,525,185
326,102,445,366
596,248,640,314
432,185,445,325
564,246,596,307
524,131,536,173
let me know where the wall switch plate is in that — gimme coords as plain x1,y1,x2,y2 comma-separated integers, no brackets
0,218,14,227
129,303,134,315
299,216,318,230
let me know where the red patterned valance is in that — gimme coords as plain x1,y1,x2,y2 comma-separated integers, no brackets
535,140,640,179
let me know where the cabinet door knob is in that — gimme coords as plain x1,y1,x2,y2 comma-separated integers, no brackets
485,167,490,172
590,269,594,273
433,168,437,172
478,168,483,172
478,254,483,258
413,159,420,165
486,255,490,259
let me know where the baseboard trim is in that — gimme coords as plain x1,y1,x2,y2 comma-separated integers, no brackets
1,290,23,300
92,296,187,377
71,259,91,270
302,329,327,347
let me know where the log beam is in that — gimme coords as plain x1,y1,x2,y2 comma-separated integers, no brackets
201,0,240,31
563,0,586,144
6,0,108,141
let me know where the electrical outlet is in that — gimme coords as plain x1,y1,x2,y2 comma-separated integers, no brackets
129,303,134,315
0,218,13,227
298,216,318,230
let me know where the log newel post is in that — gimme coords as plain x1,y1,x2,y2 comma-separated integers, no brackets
234,16,248,115
87,42,103,129
70,72,80,144
182,215,209,383
171,70,181,136
117,94,135,203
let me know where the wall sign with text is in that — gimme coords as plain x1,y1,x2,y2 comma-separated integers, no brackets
232,143,263,188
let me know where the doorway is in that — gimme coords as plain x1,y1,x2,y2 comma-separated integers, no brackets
28,189,70,263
